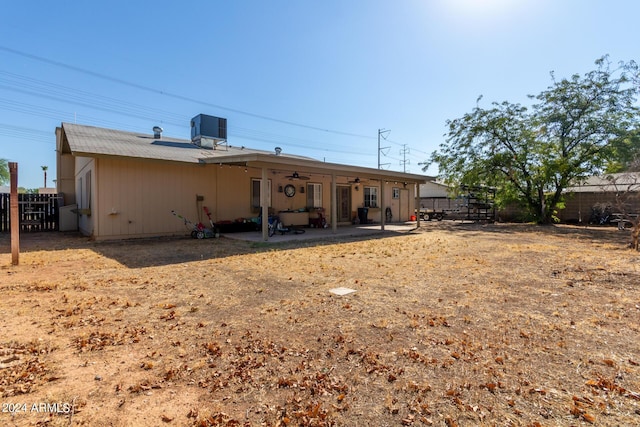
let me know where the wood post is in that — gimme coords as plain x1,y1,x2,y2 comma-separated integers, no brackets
331,173,337,232
9,162,19,265
261,167,268,241
380,180,385,231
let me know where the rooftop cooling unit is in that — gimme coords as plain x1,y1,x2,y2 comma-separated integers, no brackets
190,114,227,150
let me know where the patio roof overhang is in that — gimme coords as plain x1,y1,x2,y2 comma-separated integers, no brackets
198,152,433,185
199,153,432,241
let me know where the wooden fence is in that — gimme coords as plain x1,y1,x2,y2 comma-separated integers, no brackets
0,193,61,232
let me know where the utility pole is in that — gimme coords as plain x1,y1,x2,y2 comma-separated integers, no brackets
378,128,391,169
400,144,410,172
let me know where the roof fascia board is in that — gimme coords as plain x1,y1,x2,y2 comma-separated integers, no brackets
204,154,432,183
68,150,204,166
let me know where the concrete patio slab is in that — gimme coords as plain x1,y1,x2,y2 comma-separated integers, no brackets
221,222,419,243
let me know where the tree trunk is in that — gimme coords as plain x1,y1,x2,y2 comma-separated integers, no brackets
538,187,548,223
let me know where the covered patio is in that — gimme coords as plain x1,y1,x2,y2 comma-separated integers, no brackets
201,152,430,241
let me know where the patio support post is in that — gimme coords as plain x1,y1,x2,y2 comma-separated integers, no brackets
331,172,337,232
380,179,385,231
261,166,269,241
415,182,421,227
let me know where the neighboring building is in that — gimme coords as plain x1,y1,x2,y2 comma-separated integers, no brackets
559,173,640,223
419,181,450,199
56,117,431,240
418,181,461,217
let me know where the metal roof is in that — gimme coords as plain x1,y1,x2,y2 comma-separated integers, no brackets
60,122,432,183
60,122,311,164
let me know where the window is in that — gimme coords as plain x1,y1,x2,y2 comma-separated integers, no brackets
364,186,378,208
392,187,400,199
306,183,322,208
251,178,271,212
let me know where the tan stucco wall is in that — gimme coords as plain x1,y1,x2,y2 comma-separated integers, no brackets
95,158,232,239
56,127,76,205
56,153,76,205
75,156,95,236
80,158,418,239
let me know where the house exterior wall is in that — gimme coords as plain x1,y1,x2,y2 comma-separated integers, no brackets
216,166,258,220
72,157,418,239
57,152,76,205
75,156,95,236
56,127,76,205
95,157,234,239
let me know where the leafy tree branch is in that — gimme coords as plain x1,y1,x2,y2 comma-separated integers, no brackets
427,56,640,223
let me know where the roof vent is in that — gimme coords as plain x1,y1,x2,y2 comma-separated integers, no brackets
153,126,163,139
275,147,282,156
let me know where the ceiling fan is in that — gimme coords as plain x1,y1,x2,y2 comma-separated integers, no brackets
348,177,365,184
285,171,310,180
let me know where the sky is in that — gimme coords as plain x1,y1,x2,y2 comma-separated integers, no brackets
1,0,639,190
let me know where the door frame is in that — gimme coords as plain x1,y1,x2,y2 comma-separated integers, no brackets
336,185,351,223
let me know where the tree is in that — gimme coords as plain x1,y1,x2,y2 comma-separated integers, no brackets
606,128,640,173
428,57,640,223
17,187,38,194
0,158,8,185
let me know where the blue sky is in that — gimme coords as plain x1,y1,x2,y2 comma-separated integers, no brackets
1,0,639,189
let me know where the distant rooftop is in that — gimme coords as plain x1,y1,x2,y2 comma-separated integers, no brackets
566,172,640,193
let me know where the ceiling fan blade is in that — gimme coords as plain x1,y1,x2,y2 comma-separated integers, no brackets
286,171,310,180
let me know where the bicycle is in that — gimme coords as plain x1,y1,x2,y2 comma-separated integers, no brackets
589,203,613,225
258,213,306,237
272,219,306,235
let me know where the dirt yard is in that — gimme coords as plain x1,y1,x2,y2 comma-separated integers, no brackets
0,222,639,426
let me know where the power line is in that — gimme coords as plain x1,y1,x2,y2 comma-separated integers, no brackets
0,45,375,140
0,94,377,160
0,123,52,144
0,45,429,171
0,68,381,158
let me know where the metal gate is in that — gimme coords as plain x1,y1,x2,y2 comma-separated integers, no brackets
0,193,61,232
